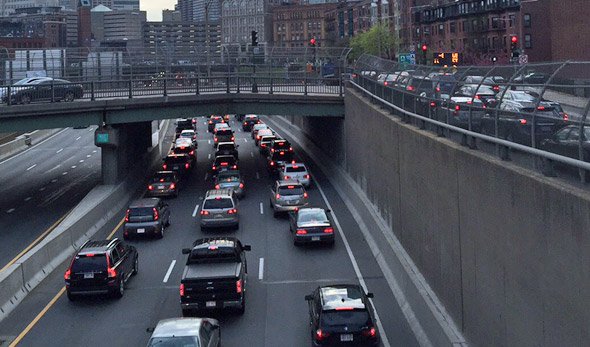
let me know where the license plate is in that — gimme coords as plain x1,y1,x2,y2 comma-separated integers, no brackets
173,166,179,170
340,334,353,342
137,228,145,233
312,236,321,241
206,301,216,308
158,185,165,189
215,214,223,218
84,273,94,279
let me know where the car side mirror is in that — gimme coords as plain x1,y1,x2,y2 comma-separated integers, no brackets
181,248,191,254
305,294,313,301
236,145,240,148
146,327,155,333
243,245,251,251
366,292,374,298
325,209,331,213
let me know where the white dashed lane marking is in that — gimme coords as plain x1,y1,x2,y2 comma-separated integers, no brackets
26,164,37,171
163,260,176,283
75,136,81,141
56,148,63,154
192,203,200,217
6,208,15,214
258,258,264,280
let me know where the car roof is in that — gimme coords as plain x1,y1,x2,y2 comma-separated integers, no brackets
129,198,160,208
205,188,234,198
180,129,194,133
319,285,366,311
283,162,307,169
151,318,207,338
277,180,303,186
79,239,119,254
193,237,237,248
214,155,235,161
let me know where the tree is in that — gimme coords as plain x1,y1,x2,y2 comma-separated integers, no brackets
349,23,397,61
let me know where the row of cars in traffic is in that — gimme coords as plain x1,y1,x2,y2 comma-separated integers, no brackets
61,114,380,346
359,70,588,158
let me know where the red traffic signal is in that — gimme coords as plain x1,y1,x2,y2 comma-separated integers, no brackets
511,35,518,44
421,44,428,52
310,37,316,46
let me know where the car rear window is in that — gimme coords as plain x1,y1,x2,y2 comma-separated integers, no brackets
298,210,328,223
321,311,370,327
129,207,154,216
271,151,292,161
72,254,107,272
278,185,304,196
152,173,175,182
217,144,235,151
203,198,234,209
216,129,233,136
286,166,306,173
165,156,188,164
147,336,199,347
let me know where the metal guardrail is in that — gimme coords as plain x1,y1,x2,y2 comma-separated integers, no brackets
352,55,590,182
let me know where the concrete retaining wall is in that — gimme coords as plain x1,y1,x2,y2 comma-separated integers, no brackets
287,88,590,346
0,128,61,161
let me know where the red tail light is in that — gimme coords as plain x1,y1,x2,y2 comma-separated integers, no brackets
232,165,237,169
208,121,213,124
107,266,117,278
362,327,377,338
335,307,354,311
153,207,159,221
406,85,414,91
215,184,220,189
64,269,71,280
236,279,243,293
185,163,190,169
231,136,235,141
170,183,176,190
228,208,237,214
180,283,185,296
192,119,196,124
455,105,461,111
304,174,310,179
162,164,167,170
315,329,329,341
296,229,307,235
276,193,280,199
271,148,275,152
430,101,436,107
257,135,261,140
384,81,389,86
324,227,334,233
519,119,527,125
189,150,194,155
284,175,290,180
125,209,130,222
200,210,210,215
212,165,216,170
493,85,500,92
270,161,275,166
261,144,267,148
436,86,441,92
239,183,244,188
563,113,569,121
148,185,154,191
475,94,481,99
537,106,545,110
214,137,218,142
289,147,293,152
303,192,308,198
352,73,357,78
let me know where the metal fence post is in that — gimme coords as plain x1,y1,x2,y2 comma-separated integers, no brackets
51,80,55,103
128,80,133,99
339,73,343,97
163,77,168,97
6,85,11,106
227,76,230,94
237,75,241,93
304,75,308,96
91,82,95,101
196,77,200,95
270,75,273,95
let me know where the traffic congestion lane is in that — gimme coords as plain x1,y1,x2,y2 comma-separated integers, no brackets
0,127,101,268
2,117,416,346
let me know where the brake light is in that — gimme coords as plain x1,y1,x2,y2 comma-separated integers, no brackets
303,192,308,198
200,210,210,215
232,165,237,169
180,283,185,296
261,144,267,148
257,135,261,140
315,329,329,341
406,85,414,91
324,227,333,233
280,152,284,156
239,183,244,188
64,268,71,280
125,209,130,222
430,101,436,107
162,164,167,170
284,175,290,180
221,162,228,166
170,183,176,190
185,163,190,169
214,137,218,142
180,146,185,150
352,73,357,78
271,148,275,152
244,122,247,125
189,150,194,155
231,136,235,141
228,208,237,214
475,95,481,100
537,106,545,111
236,279,243,293
493,85,500,92
208,121,213,124
519,119,527,125
335,307,354,311
362,327,377,338
289,147,293,151
276,193,280,199
436,86,441,92
270,161,275,166
296,229,307,235
563,113,569,121
148,185,154,191
192,119,196,124
287,185,295,188
384,81,389,86
455,105,461,111
215,184,220,189
107,266,117,278
212,165,216,170
304,174,310,179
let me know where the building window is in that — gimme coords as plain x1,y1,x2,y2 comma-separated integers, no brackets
523,13,531,27
450,21,456,33
524,34,532,48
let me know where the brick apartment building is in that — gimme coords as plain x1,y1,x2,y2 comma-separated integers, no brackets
272,2,337,48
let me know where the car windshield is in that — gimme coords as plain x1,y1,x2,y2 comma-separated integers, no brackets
511,92,536,102
203,198,233,209
151,173,175,182
286,166,306,173
321,311,370,328
278,185,304,196
298,210,328,223
71,254,107,273
147,336,199,347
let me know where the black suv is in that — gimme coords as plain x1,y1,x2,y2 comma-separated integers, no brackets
242,115,260,131
64,238,138,300
124,198,171,239
163,153,193,174
305,284,379,346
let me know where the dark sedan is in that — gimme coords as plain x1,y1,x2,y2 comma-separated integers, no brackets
147,171,179,198
540,125,590,161
289,207,335,246
4,78,83,104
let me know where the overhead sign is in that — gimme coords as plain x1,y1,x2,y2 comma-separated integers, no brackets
432,52,462,67
398,53,416,65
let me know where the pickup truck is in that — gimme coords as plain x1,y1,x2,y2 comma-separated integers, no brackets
180,237,251,316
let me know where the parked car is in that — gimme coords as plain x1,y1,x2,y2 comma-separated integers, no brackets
289,207,334,246
147,171,179,198
4,78,84,104
64,238,138,300
146,318,220,347
199,189,240,230
123,198,171,239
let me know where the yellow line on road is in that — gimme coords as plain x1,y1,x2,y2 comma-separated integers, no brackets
1,210,72,273
8,216,125,346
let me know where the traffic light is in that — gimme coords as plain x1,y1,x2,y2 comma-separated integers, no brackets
510,35,519,58
310,37,316,47
421,44,428,52
421,44,428,64
251,30,258,47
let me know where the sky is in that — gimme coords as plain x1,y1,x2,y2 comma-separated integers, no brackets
141,0,178,21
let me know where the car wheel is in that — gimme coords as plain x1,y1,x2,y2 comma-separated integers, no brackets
113,277,124,298
166,215,171,227
182,309,192,317
200,225,207,232
156,225,164,239
123,234,129,241
273,210,279,218
132,257,138,275
293,238,300,247
238,295,245,315
66,290,76,301
20,94,31,104
64,91,75,102
269,199,273,208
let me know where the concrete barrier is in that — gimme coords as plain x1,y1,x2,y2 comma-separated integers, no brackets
0,264,26,318
0,129,61,161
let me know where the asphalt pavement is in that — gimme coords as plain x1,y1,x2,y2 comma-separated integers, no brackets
0,118,419,347
0,127,101,268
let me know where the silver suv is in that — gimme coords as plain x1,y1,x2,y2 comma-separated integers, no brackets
269,180,308,217
147,318,220,347
200,189,239,230
279,162,310,187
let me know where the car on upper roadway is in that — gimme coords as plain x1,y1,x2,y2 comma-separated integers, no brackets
146,318,221,347
163,153,194,174
289,207,334,246
178,129,197,147
539,125,590,161
214,170,245,198
214,128,235,146
305,284,379,346
242,114,260,131
3,77,84,104
64,238,138,300
124,198,171,239
147,171,179,198
208,115,225,132
269,180,308,217
279,162,311,187
251,123,269,139
215,141,239,160
211,155,238,174
435,97,486,131
199,189,240,230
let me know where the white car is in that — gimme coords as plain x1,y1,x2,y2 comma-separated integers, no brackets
179,129,197,146
279,163,311,187
214,122,230,132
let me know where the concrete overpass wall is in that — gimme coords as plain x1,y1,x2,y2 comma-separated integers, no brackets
286,88,590,346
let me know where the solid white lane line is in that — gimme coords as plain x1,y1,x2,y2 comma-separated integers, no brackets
258,258,264,280
79,159,84,163
208,153,211,159
71,165,76,169
62,172,68,175
244,138,247,143
163,260,177,283
39,187,46,191
26,164,37,171
313,172,392,347
259,202,264,214
192,203,200,217
204,173,208,181
75,136,81,141
256,172,260,180
24,197,32,202
6,208,15,214
56,148,63,154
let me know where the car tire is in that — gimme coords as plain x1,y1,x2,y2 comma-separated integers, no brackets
293,239,300,247
166,216,171,227
132,257,138,276
200,225,207,232
273,210,279,218
64,91,75,102
123,234,129,241
66,290,76,301
113,277,124,298
156,225,164,239
238,295,246,315
182,309,192,317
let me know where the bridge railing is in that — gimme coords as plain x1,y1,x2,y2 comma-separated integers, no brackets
352,54,590,182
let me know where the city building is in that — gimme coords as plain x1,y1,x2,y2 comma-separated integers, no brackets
192,0,221,22
324,0,374,46
221,0,270,46
162,9,181,22
271,2,337,48
0,7,70,48
0,0,59,17
143,21,221,61
175,0,193,22
91,0,138,11
90,8,145,46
